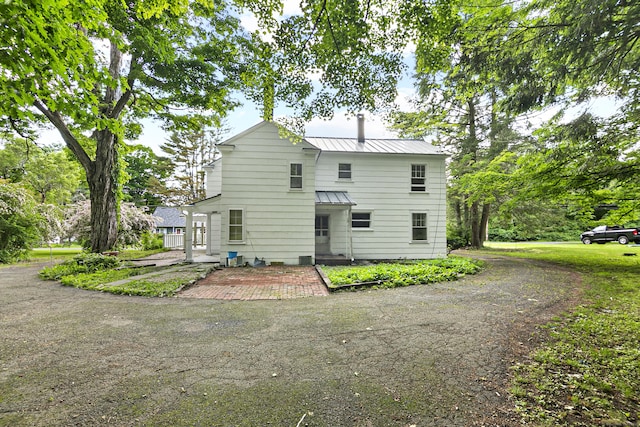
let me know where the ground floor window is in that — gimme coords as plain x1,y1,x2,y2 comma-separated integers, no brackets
352,212,371,228
229,209,244,242
412,212,427,241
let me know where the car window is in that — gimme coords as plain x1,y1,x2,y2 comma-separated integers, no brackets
593,225,607,232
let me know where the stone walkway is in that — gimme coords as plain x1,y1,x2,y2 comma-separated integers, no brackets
177,265,330,300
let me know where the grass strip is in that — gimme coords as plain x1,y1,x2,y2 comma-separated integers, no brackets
480,242,640,426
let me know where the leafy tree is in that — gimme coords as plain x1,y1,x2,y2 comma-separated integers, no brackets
242,1,395,125
497,0,640,216
0,0,254,253
63,200,157,249
123,146,172,209
161,126,224,205
1,0,462,253
393,0,524,248
0,137,83,204
503,0,640,115
24,148,83,204
0,181,61,263
0,136,33,182
514,113,640,226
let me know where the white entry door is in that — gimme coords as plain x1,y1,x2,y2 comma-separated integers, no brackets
315,215,330,255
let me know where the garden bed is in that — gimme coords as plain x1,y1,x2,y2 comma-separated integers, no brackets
321,256,483,290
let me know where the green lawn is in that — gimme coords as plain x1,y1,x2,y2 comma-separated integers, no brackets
27,246,83,260
38,249,184,297
478,241,640,426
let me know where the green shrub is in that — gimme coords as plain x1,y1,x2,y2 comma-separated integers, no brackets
140,231,164,250
324,257,483,289
0,183,61,263
40,252,121,280
447,226,470,250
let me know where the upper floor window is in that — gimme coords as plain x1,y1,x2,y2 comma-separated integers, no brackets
290,163,303,189
411,164,426,192
352,212,371,229
338,163,352,179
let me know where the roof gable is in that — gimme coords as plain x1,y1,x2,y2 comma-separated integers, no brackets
218,120,318,151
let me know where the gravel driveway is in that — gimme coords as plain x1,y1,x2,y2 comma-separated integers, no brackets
0,254,582,426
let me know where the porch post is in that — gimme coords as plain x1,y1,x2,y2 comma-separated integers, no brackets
184,208,194,263
206,212,212,255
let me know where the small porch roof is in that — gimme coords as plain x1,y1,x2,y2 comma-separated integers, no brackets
315,191,357,206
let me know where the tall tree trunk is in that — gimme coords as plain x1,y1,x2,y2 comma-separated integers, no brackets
470,201,481,248
88,129,119,253
479,202,491,246
33,41,134,254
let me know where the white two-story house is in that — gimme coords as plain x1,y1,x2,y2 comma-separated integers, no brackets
183,116,447,264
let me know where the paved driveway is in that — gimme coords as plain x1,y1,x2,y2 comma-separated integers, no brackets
0,255,582,426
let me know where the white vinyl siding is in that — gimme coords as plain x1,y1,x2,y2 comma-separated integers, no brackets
315,153,446,259
197,121,445,263
215,123,316,264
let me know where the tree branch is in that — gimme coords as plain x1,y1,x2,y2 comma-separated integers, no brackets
298,0,326,55
325,12,341,53
32,99,93,172
8,118,37,145
110,54,139,119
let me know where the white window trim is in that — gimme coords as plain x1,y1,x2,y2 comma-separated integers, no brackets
228,208,246,244
410,211,428,243
410,164,427,193
289,162,304,191
338,163,352,181
351,211,373,230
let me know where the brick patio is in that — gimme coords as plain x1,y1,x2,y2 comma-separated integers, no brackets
177,266,330,300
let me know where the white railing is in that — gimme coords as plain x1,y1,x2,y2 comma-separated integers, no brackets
162,232,206,249
163,234,184,249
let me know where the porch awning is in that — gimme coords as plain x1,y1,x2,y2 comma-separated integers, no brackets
315,191,357,206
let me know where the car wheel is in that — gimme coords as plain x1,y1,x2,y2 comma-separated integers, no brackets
582,237,592,245
618,236,629,245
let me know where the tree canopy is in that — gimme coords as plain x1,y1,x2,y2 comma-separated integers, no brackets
3,0,638,251
1,0,459,252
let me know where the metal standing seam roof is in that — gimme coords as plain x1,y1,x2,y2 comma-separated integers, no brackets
305,137,444,155
315,191,357,206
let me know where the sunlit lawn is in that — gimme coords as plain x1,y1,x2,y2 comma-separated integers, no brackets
27,246,83,261
476,241,640,426
27,246,166,262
